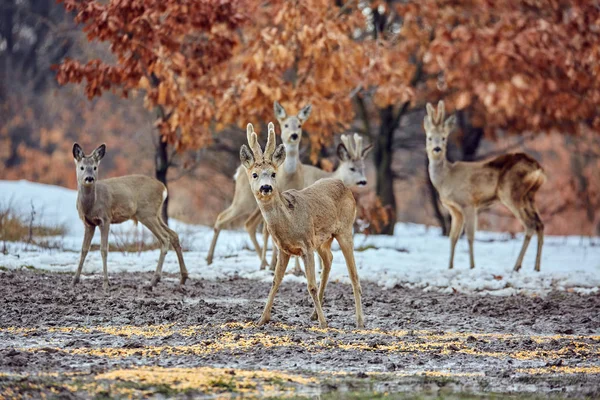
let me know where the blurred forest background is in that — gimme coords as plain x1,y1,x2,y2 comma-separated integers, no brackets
1,0,599,236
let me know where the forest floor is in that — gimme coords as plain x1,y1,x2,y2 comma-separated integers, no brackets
1,270,599,399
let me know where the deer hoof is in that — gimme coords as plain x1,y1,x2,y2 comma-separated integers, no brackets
71,277,80,287
513,265,522,272
179,274,188,285
150,275,161,286
102,281,110,293
310,311,318,321
356,319,365,329
256,316,270,326
318,321,328,329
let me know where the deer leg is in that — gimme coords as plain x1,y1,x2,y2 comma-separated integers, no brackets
260,223,270,270
258,251,290,326
311,239,333,321
336,233,364,328
303,251,327,328
159,219,188,285
141,218,170,287
73,224,95,286
512,201,543,272
463,207,477,269
206,208,243,265
447,207,464,270
244,208,263,261
99,222,110,292
533,208,544,272
269,246,278,271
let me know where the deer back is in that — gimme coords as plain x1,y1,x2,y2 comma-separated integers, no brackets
94,175,165,224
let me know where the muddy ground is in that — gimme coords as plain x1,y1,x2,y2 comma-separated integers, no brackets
0,269,599,399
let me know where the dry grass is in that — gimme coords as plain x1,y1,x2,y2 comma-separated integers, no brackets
0,201,67,253
89,224,193,254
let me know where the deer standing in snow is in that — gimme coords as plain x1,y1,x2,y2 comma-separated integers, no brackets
258,133,373,271
205,102,311,266
72,143,188,291
424,101,546,271
241,122,364,328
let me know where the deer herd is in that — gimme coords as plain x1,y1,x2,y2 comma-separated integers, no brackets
71,101,545,328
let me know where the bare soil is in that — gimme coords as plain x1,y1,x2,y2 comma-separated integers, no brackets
0,269,599,399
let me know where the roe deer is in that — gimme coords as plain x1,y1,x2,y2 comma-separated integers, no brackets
424,101,546,271
205,102,311,265
240,122,364,328
72,143,188,291
258,133,373,271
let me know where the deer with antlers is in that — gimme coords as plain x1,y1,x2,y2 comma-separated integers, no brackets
241,122,364,328
424,101,546,271
72,143,188,291
259,133,373,272
206,102,311,266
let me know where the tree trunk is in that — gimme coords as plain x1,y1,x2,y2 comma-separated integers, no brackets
458,110,483,161
155,138,169,225
153,102,170,225
374,106,397,235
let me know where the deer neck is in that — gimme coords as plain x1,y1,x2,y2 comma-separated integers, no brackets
77,184,97,215
255,190,291,231
282,143,300,174
428,156,450,190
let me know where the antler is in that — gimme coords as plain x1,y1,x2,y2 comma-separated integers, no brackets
341,133,367,160
436,100,445,125
265,122,276,159
353,133,363,158
425,101,446,126
340,134,357,159
246,123,263,159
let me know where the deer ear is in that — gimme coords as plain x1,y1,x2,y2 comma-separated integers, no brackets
337,143,351,162
72,143,84,161
297,104,312,122
274,101,287,121
361,143,374,158
272,144,286,167
444,115,457,134
92,144,106,161
240,145,254,169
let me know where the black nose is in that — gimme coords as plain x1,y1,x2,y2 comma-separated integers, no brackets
259,185,273,194
290,133,298,140
433,147,442,153
357,180,367,186
84,177,95,183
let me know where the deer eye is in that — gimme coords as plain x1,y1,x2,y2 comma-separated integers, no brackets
428,137,432,141
80,166,84,170
442,137,446,142
285,124,288,128
94,167,97,170
271,173,276,178
297,125,301,129
252,173,258,179
350,167,356,172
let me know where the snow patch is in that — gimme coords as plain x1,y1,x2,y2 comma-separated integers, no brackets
1,180,599,295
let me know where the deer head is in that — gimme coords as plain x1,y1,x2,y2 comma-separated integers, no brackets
240,122,286,201
336,133,373,187
424,100,456,161
273,101,312,148
73,143,106,187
